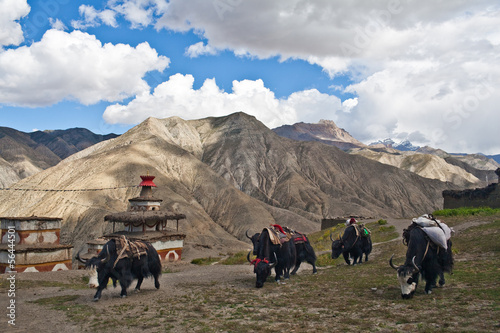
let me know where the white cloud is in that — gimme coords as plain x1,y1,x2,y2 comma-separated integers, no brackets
0,0,30,47
2,0,499,153
341,98,358,112
103,73,346,129
49,18,66,31
72,1,168,30
341,61,500,154
0,29,169,106
111,0,156,29
152,0,500,153
71,5,118,29
185,42,218,58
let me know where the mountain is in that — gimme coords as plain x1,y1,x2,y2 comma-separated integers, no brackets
416,146,450,158
349,148,483,187
488,154,500,164
0,127,118,187
273,121,498,187
272,120,366,150
0,113,455,258
30,128,118,160
451,153,500,171
394,139,420,151
417,146,500,184
370,138,420,151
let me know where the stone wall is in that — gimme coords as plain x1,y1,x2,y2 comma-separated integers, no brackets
443,182,500,209
320,218,346,230
0,216,73,273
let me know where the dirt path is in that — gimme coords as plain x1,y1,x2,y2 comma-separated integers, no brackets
3,262,256,333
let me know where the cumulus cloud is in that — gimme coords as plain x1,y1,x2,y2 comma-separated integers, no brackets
111,0,160,29
156,1,498,66
49,18,66,31
151,0,500,153
185,42,218,58
340,62,500,153
72,5,118,29
2,0,499,153
0,0,30,47
0,29,169,106
103,73,346,129
72,0,168,30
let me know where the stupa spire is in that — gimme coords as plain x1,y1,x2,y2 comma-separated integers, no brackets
138,174,156,198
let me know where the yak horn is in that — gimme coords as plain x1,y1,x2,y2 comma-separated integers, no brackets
75,251,87,264
389,254,398,270
411,256,420,273
246,229,252,240
246,251,253,263
269,253,278,269
100,247,111,264
329,232,333,241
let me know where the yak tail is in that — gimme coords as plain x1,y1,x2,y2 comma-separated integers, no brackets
440,240,454,273
304,242,317,260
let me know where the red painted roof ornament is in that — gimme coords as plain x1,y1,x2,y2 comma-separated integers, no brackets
135,173,157,198
139,175,157,187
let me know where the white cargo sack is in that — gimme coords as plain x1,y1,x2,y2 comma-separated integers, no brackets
412,215,437,227
412,215,453,250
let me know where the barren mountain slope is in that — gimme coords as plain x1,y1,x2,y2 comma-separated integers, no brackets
273,121,497,187
273,119,365,150
418,146,500,170
0,113,456,257
0,155,21,187
189,113,452,219
0,116,314,257
0,128,59,180
349,148,481,186
29,128,118,160
417,146,499,183
0,127,117,186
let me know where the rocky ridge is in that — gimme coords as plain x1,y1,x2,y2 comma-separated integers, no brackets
273,120,499,187
0,127,117,187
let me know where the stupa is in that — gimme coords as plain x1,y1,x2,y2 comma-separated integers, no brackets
82,174,186,264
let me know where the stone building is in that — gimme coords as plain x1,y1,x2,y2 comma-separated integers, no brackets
442,168,500,209
0,216,73,273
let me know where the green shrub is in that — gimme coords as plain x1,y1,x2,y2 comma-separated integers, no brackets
377,219,388,225
191,257,220,265
433,207,500,217
221,251,249,265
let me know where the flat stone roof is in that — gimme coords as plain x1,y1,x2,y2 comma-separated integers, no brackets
0,244,73,252
0,216,62,221
104,210,186,224
104,231,186,242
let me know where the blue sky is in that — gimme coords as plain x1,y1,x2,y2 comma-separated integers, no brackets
1,0,499,154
